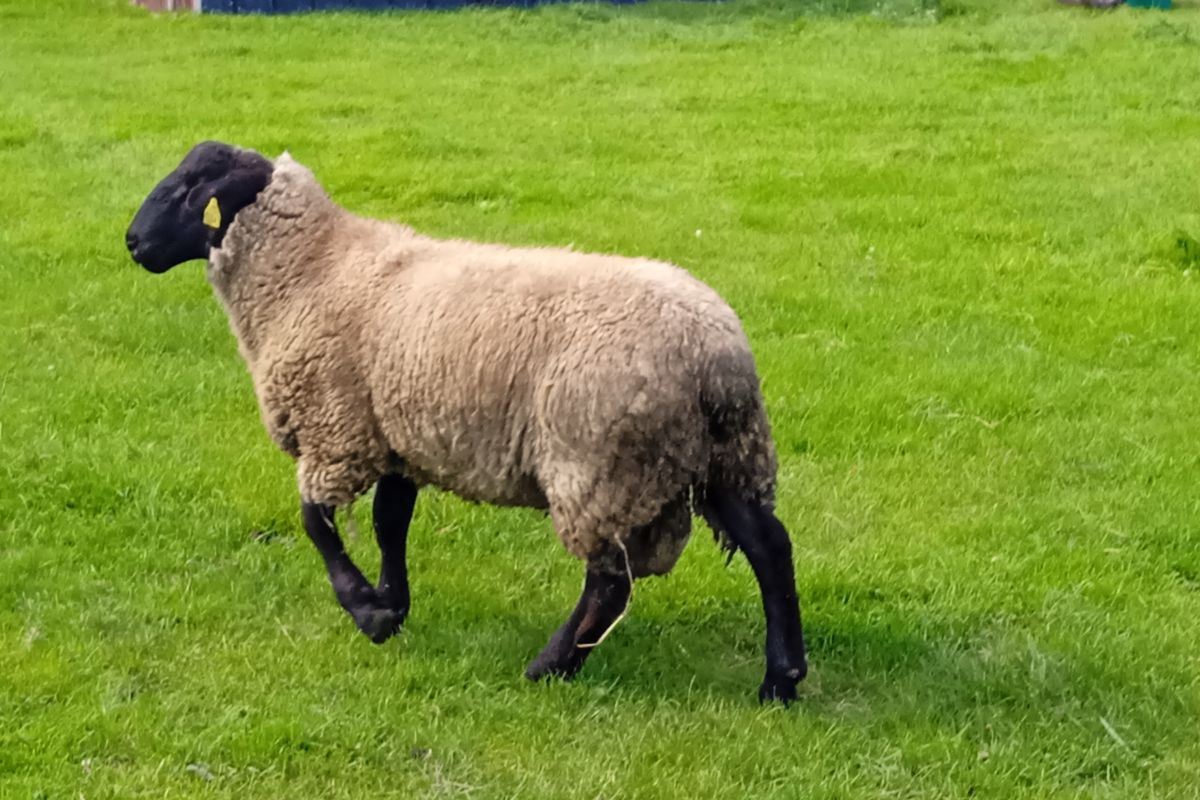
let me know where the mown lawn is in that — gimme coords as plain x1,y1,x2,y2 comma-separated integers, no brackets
3,0,1200,796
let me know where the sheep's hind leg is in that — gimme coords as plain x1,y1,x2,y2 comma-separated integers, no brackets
703,490,808,704
372,473,417,622
525,562,631,682
301,501,404,644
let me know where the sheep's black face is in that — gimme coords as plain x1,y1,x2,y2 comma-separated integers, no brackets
126,141,273,274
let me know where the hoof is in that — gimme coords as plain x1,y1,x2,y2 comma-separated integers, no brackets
524,648,586,682
352,604,405,644
758,663,806,705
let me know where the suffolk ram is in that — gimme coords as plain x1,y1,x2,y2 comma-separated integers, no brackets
124,141,807,702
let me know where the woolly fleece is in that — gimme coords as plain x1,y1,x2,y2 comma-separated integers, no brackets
207,153,778,576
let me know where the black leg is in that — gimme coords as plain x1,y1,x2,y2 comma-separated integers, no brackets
704,492,807,704
373,473,417,619
525,565,632,682
301,501,403,644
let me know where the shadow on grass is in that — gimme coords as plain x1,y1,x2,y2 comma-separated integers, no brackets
416,587,962,707
432,580,1161,728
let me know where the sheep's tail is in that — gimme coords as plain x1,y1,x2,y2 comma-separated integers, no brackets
695,350,779,559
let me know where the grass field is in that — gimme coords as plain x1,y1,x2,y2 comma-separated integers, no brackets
4,0,1200,796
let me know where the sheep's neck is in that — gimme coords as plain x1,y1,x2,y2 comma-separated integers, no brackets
207,239,315,366
206,190,341,359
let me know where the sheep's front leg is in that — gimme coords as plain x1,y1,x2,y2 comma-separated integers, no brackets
372,473,417,621
524,564,631,682
301,502,404,644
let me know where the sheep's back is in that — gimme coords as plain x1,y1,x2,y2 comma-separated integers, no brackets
362,237,760,514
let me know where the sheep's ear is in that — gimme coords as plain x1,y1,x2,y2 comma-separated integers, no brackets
203,150,273,247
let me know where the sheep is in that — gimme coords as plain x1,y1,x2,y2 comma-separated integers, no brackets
124,140,808,702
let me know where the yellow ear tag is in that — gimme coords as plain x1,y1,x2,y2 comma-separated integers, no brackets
203,197,222,229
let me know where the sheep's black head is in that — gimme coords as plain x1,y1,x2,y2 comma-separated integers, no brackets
126,141,273,273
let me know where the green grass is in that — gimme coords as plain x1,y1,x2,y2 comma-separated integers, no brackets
3,0,1200,796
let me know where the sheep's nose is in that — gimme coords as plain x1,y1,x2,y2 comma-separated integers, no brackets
125,231,140,254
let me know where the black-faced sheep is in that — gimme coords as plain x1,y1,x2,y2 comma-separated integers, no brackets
124,141,807,702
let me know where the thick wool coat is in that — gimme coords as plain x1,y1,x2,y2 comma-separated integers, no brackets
207,154,777,577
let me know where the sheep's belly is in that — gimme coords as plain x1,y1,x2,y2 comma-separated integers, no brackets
398,457,548,510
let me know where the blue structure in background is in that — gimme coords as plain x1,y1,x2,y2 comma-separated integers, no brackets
203,0,638,10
